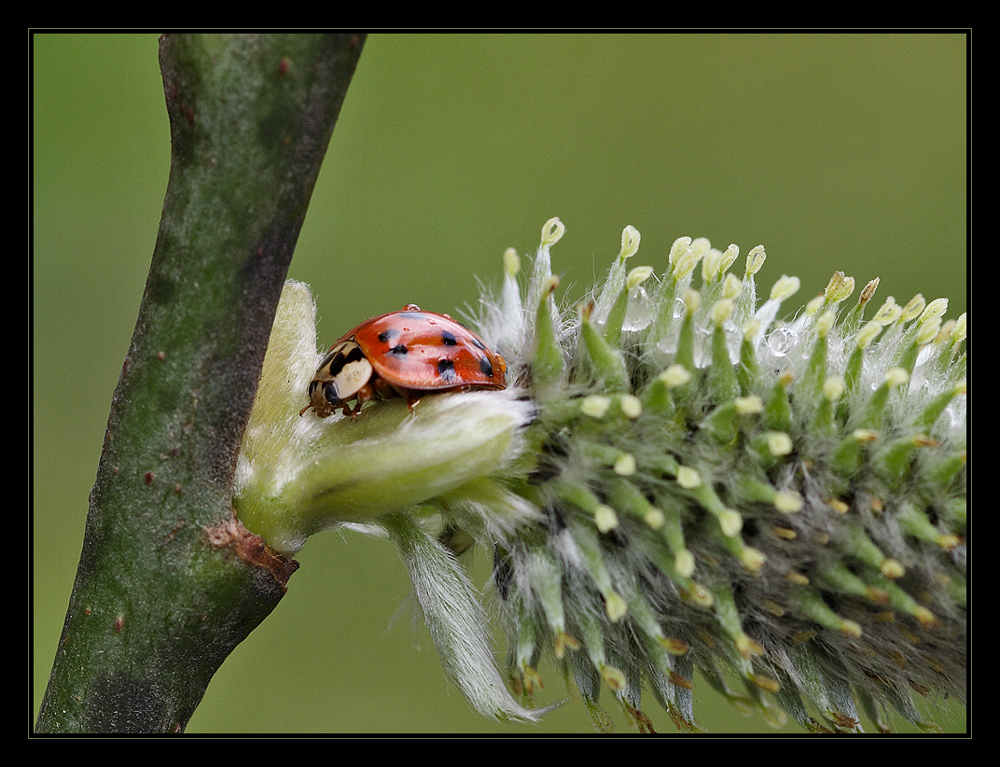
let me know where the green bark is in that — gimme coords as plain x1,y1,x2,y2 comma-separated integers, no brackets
35,33,365,734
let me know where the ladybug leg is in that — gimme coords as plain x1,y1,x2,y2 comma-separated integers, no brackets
344,381,378,420
385,384,421,413
301,403,332,418
370,376,404,404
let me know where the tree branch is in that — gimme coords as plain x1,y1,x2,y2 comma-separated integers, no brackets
35,32,365,734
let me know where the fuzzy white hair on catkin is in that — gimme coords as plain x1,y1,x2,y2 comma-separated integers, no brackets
380,512,547,723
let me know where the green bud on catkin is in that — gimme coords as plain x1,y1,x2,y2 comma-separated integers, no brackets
530,276,564,392
579,302,629,391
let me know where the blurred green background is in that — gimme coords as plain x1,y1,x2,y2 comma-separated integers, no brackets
33,33,967,734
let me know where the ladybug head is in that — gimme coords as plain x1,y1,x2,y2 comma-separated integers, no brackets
305,340,374,418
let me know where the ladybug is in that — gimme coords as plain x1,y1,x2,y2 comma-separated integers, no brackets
303,304,507,419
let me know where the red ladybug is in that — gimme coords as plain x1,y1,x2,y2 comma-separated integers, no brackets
303,304,507,419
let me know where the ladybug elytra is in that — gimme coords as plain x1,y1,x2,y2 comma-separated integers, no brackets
303,304,507,419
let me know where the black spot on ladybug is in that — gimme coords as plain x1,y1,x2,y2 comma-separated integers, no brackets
441,331,458,346
437,358,457,381
378,329,398,344
329,345,366,376
390,344,408,355
479,355,494,378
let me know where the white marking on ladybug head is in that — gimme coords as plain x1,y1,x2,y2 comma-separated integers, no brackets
324,340,373,402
